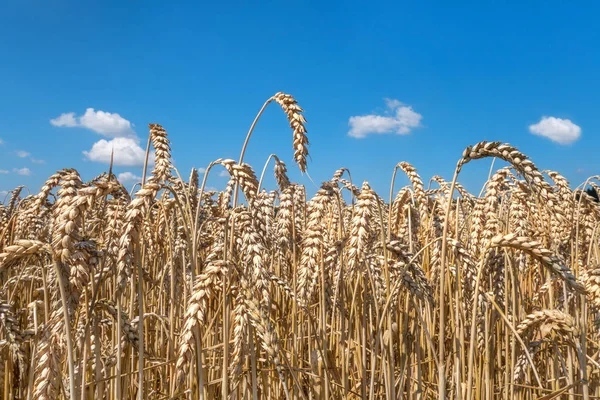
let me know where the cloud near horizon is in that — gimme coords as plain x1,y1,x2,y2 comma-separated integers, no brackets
529,116,581,145
348,98,423,139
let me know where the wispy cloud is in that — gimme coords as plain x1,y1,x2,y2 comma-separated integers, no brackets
0,170,8,174
12,149,48,165
0,190,8,197
348,98,423,139
13,167,31,176
197,167,207,174
51,108,135,138
0,139,4,145
218,170,230,177
15,150,45,164
529,116,581,145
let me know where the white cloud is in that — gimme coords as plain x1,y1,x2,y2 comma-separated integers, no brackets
83,137,148,167
118,172,142,184
348,98,423,139
0,170,8,174
50,108,135,138
79,108,135,137
0,190,8,197
197,167,207,174
13,167,31,176
50,112,78,128
31,158,45,164
15,150,30,158
529,116,581,145
0,139,4,145
218,170,230,177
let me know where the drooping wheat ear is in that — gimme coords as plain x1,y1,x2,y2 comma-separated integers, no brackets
69,241,101,309
390,186,412,236
272,92,309,172
545,170,572,201
347,182,377,275
268,156,290,192
175,258,229,386
430,175,449,192
339,178,360,197
148,123,173,183
589,181,600,200
330,167,350,185
52,181,120,264
6,186,24,217
513,340,543,383
297,184,334,305
365,254,387,306
96,300,140,351
267,270,298,301
516,309,578,341
399,262,434,305
0,300,27,382
33,320,62,400
13,197,47,240
546,170,574,244
489,233,585,294
221,159,259,202
52,181,119,313
458,141,565,223
219,177,236,211
398,162,428,222
0,239,51,268
583,265,600,307
33,169,69,210
453,180,475,203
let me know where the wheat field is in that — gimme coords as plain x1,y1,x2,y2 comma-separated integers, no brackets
1,92,599,399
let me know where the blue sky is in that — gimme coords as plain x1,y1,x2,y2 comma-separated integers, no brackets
1,1,599,199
